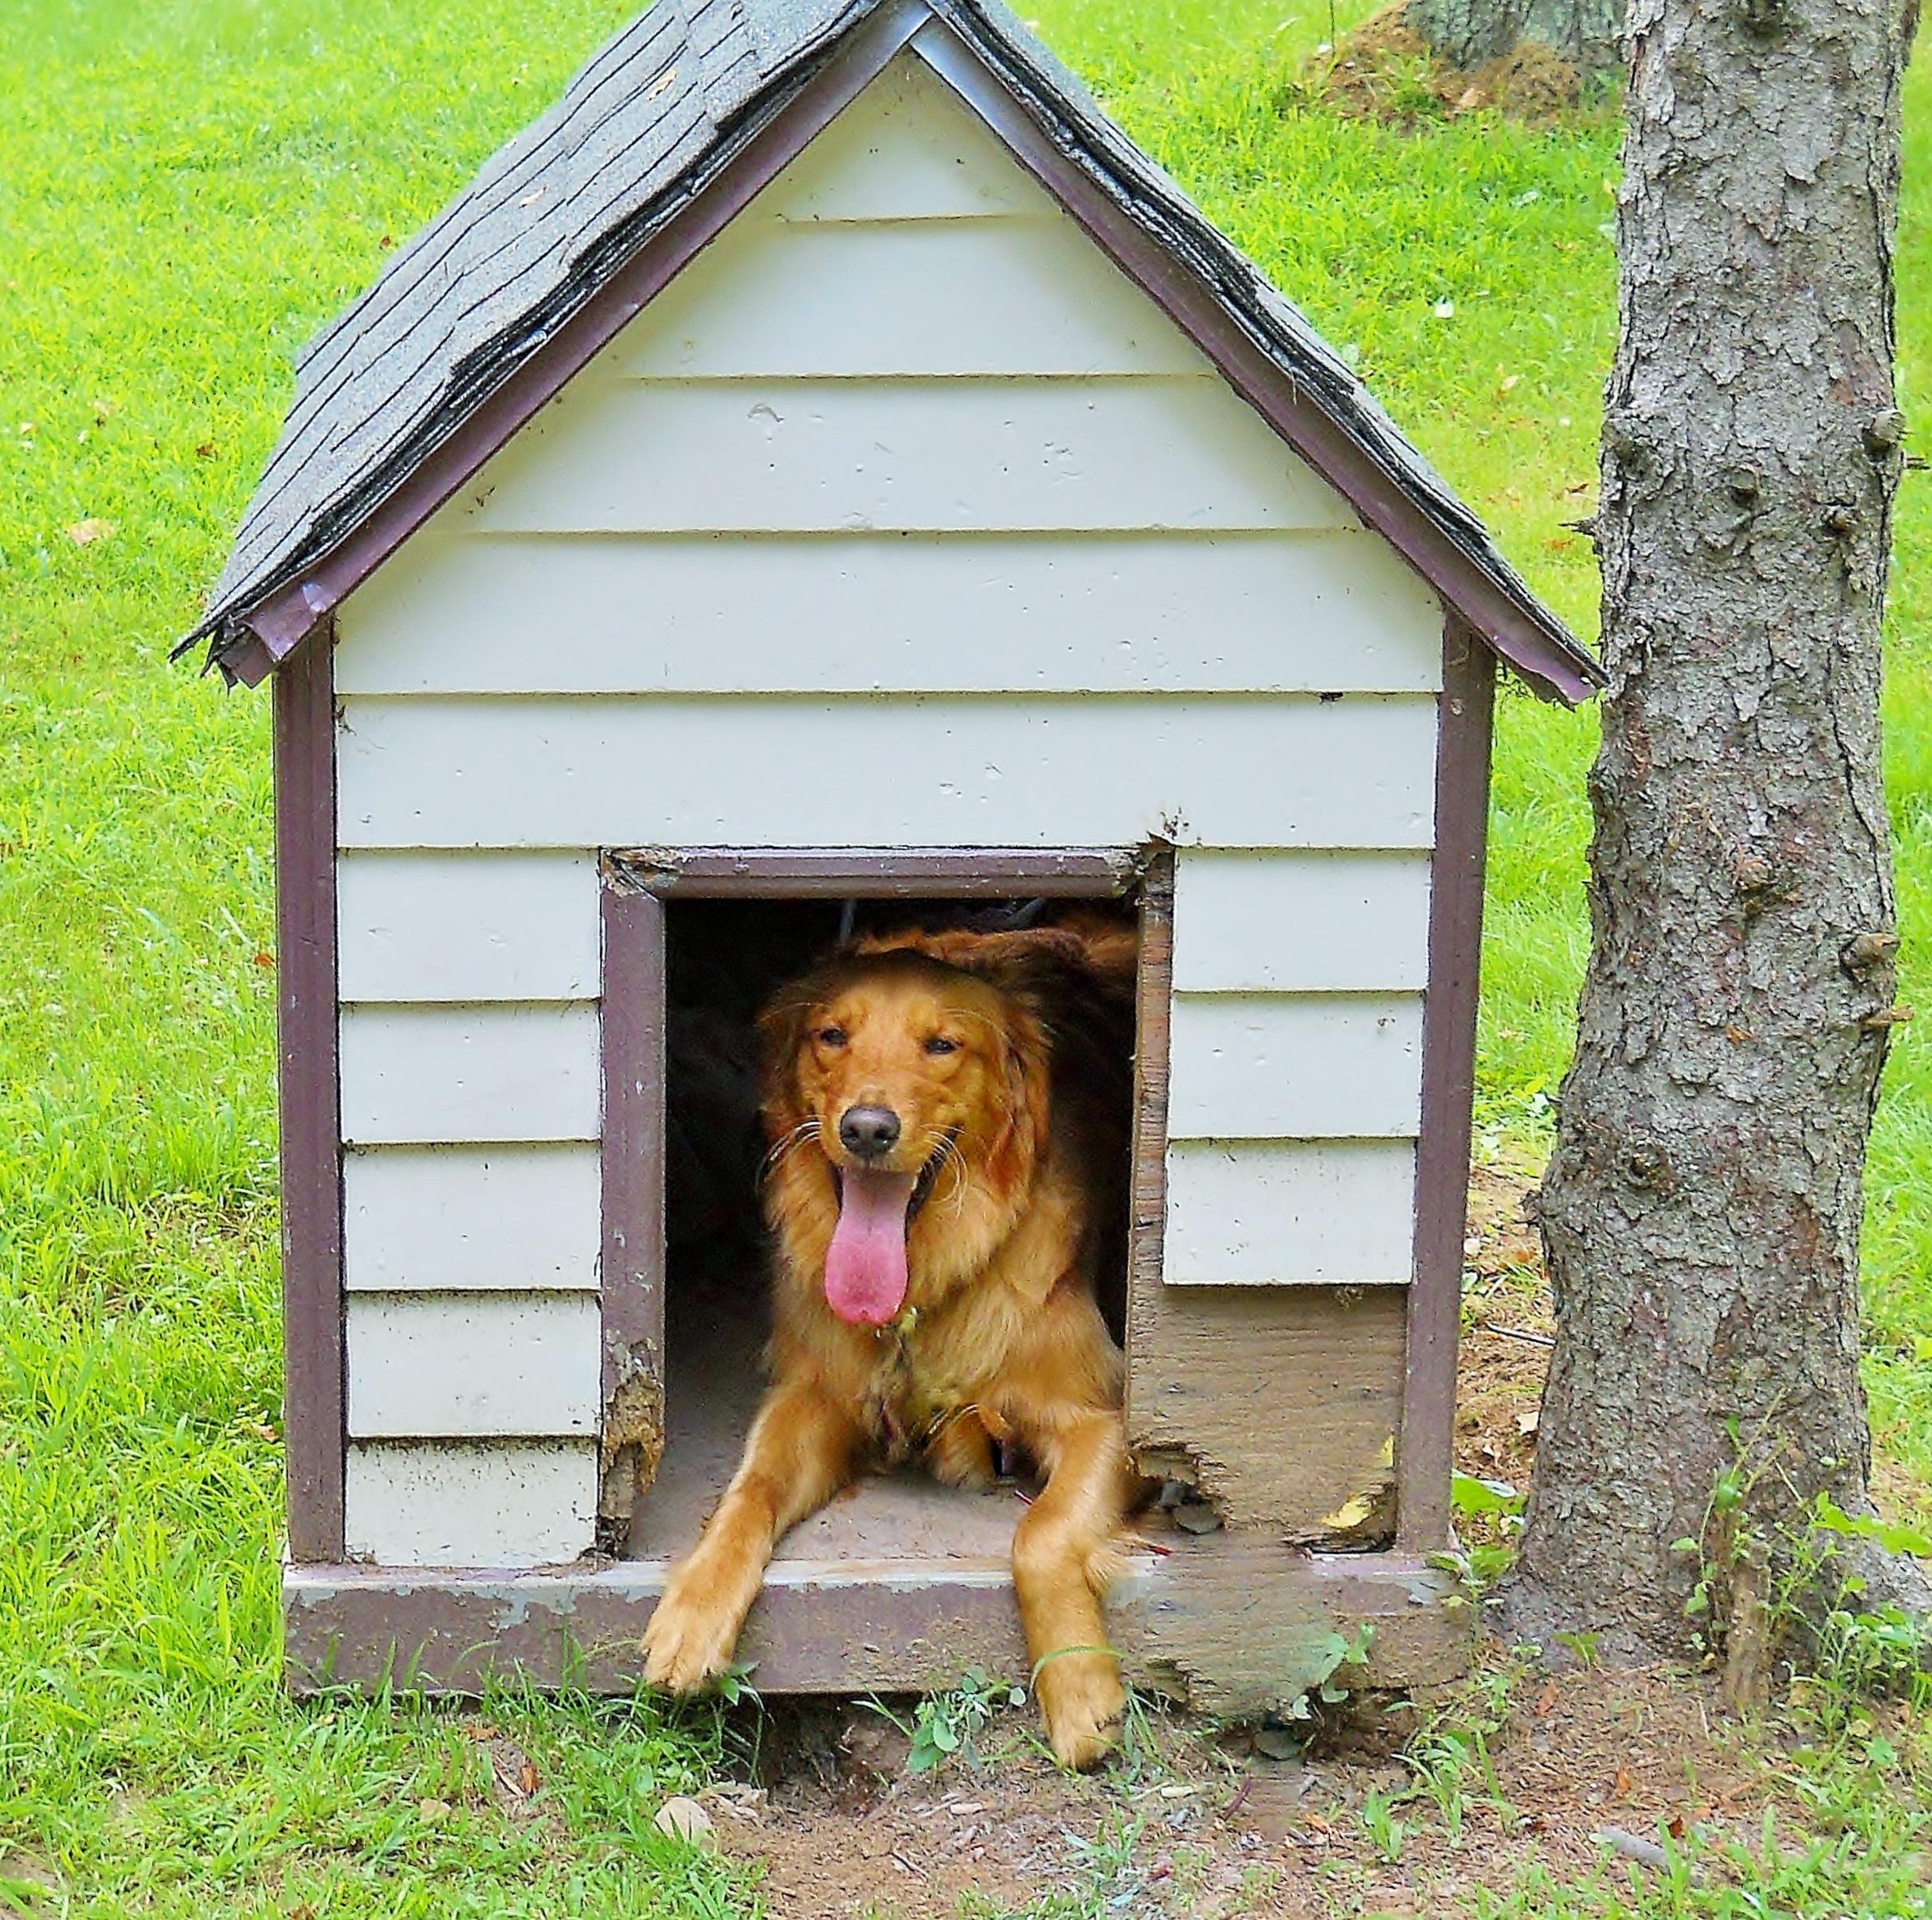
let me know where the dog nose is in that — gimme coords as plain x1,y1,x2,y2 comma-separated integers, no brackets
838,1105,902,1159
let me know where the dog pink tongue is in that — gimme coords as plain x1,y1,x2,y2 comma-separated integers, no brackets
824,1169,917,1326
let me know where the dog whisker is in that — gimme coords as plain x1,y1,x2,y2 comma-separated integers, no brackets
758,1119,822,1183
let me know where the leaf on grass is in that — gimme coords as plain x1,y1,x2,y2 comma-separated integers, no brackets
66,519,113,546
1451,1471,1523,1516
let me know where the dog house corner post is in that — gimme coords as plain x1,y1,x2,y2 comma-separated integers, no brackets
273,620,347,1565
598,873,669,1542
1399,621,1497,1551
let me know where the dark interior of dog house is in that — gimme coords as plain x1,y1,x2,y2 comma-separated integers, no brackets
625,890,1140,1569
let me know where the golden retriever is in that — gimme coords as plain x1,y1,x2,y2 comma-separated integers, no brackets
641,918,1140,1767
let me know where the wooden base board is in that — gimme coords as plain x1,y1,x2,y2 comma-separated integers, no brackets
283,1542,1466,1712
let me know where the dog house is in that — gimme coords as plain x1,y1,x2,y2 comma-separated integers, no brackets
186,0,1600,1715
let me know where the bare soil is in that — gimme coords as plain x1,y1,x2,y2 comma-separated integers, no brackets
695,1163,1797,1917
702,1667,1779,1917
1306,5,1584,126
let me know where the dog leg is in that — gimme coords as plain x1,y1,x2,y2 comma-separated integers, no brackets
1012,1409,1137,1769
642,1380,861,1693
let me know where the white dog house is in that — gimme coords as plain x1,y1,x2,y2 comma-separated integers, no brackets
188,0,1597,1713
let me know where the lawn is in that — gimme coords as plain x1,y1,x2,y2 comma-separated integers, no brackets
1,0,1927,1912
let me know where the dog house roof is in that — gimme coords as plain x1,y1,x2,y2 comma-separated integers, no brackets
182,0,1602,703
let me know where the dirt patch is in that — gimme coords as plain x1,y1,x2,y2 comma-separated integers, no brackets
1303,4,1583,126
706,1667,1785,1917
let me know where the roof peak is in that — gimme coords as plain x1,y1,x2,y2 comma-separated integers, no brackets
184,0,1600,703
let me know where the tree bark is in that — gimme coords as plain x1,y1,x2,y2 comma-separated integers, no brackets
1404,0,1625,77
1510,0,1926,1657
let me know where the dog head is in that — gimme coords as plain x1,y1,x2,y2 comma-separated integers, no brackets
757,931,1085,1326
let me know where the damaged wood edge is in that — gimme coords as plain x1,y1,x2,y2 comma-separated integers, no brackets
598,883,667,1540
600,846,1146,898
1123,848,1177,1484
280,1543,1464,1704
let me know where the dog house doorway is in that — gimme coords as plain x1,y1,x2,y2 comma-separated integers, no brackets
598,848,1162,1598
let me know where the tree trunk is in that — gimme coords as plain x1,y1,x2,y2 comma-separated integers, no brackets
1404,0,1624,77
1511,0,1926,1657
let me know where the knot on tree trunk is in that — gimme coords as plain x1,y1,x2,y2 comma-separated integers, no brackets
1840,929,1899,975
1863,409,1907,456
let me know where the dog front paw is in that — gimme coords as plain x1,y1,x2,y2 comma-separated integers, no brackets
641,1585,742,1695
924,1410,997,1492
1036,1649,1125,1770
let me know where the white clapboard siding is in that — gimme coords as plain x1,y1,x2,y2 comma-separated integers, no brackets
758,56,1058,223
345,1440,598,1567
1172,851,1435,994
459,378,1358,535
337,851,600,1001
347,1292,602,1437
334,532,1444,697
613,218,1209,378
343,1144,602,1291
1166,994,1425,1139
1164,1139,1418,1284
339,1004,601,1145
335,695,1438,851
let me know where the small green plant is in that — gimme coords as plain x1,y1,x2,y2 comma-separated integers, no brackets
1277,1622,1377,1730
1430,1473,1528,1606
867,1667,1026,1773
1551,1627,1601,1669
1360,1788,1408,1863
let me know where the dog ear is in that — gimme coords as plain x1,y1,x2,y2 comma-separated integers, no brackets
899,926,1091,1007
754,979,821,1139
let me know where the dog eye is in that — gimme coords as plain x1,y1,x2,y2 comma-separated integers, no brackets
815,1025,848,1048
923,1036,960,1056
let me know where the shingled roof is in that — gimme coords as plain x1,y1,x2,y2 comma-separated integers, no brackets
184,0,1602,703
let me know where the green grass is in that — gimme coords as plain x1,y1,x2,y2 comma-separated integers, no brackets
2,0,1930,1911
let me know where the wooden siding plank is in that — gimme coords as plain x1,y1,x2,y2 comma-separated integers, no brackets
338,1004,601,1145
1163,1139,1418,1285
758,55,1057,221
343,1440,598,1567
1166,994,1425,1139
1171,851,1433,994
611,217,1207,378
335,696,1440,851
334,531,1444,697
1129,1284,1406,1534
458,378,1359,535
346,1293,601,1437
342,1144,601,1291
337,851,599,1001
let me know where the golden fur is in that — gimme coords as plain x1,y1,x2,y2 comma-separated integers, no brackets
641,920,1140,1767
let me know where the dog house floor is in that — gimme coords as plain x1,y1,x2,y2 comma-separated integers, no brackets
625,1299,1023,1568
